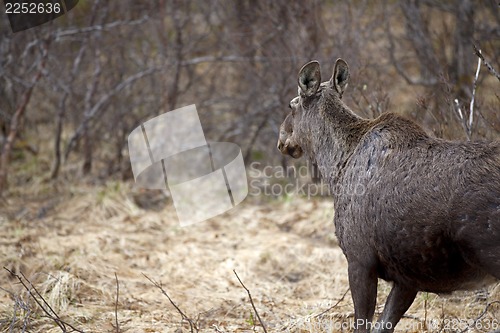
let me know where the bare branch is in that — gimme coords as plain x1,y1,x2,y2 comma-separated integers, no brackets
233,270,268,333
64,66,162,160
385,17,437,86
419,0,455,12
55,15,150,39
469,53,481,138
212,325,226,333
0,40,48,194
50,40,87,179
114,273,120,333
453,99,470,141
143,273,197,333
459,301,500,333
182,55,268,66
3,267,85,333
399,1,442,82
473,44,500,82
314,288,350,318
0,286,32,332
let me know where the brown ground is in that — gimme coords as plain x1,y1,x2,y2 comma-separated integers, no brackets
1,181,499,333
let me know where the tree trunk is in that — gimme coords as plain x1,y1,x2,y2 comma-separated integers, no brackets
0,70,43,194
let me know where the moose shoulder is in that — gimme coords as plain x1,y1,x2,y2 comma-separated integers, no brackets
277,59,500,333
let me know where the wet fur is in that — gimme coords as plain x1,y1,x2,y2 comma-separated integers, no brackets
278,59,500,333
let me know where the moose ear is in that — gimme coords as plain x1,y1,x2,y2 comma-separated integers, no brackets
298,61,321,97
330,58,349,97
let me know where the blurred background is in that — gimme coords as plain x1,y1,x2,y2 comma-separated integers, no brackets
0,1,499,332
1,0,499,192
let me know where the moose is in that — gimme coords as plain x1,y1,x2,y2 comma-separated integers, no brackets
277,58,500,332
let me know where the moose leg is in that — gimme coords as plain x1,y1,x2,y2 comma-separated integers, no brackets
348,263,378,333
373,283,417,333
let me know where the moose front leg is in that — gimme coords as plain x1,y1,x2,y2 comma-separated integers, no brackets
348,263,378,333
373,283,417,333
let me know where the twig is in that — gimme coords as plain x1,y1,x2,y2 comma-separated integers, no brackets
212,324,227,333
55,15,150,39
182,55,267,66
314,288,350,318
114,273,120,333
233,270,268,333
0,286,32,332
459,301,500,333
454,99,464,121
473,44,500,82
453,99,470,141
3,267,85,333
143,273,197,333
469,50,482,138
21,271,84,333
20,271,65,330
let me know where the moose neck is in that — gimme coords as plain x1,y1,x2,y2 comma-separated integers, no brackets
311,97,369,189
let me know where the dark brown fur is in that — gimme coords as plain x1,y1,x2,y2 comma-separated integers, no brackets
277,59,500,333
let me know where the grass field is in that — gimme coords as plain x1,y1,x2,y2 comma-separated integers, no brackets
1,180,499,333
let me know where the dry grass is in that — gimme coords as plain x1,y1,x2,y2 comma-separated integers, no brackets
0,181,499,332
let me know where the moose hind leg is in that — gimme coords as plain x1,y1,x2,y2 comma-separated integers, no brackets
373,283,418,333
348,263,378,333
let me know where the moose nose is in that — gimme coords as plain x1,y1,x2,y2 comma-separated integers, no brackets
277,140,283,150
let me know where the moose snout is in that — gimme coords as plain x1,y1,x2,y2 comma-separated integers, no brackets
277,138,288,154
277,138,303,159
277,139,284,151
